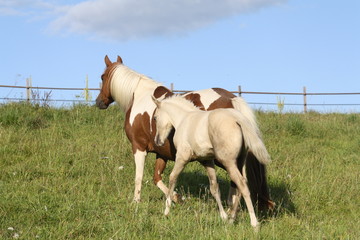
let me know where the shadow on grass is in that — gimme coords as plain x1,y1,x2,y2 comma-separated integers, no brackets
173,170,296,220
266,180,296,217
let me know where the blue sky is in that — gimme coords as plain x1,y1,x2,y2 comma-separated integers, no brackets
0,0,359,112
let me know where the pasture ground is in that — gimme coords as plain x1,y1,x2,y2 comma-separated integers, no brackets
0,103,359,239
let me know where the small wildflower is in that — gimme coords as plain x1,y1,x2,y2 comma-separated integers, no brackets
7,227,14,231
13,233,20,239
118,166,124,170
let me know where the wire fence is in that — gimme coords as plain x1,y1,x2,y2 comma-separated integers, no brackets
1,83,360,113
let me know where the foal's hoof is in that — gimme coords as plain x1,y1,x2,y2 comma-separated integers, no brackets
253,224,260,233
172,193,184,203
132,198,141,203
219,211,228,222
252,222,260,233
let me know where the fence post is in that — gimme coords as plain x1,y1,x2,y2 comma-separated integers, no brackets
84,75,90,102
238,85,242,97
26,76,32,103
170,83,174,91
303,86,307,113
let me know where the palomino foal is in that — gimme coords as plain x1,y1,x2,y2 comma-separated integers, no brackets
152,95,271,228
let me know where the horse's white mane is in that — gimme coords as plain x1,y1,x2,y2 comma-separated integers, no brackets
161,95,199,111
111,64,161,111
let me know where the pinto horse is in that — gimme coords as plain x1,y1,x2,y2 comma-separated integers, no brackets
152,95,271,227
95,55,274,210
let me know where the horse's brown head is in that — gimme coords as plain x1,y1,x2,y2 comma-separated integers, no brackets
96,55,123,109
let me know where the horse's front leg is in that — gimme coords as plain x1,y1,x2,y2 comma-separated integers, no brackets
133,149,147,202
153,155,181,202
165,156,187,216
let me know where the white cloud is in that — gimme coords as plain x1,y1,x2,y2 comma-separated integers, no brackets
0,0,57,15
1,0,286,40
49,0,287,40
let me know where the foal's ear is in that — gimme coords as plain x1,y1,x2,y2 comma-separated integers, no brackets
117,55,123,64
104,55,112,67
151,95,161,107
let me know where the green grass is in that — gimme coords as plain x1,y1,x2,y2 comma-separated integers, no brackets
0,103,359,239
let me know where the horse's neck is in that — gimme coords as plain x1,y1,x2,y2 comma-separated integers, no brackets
134,78,160,100
165,103,196,128
110,65,160,111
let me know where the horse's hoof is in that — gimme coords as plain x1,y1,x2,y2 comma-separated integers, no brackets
267,200,276,211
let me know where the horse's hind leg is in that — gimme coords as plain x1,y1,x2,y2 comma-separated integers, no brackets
226,163,259,228
227,164,246,207
201,161,228,221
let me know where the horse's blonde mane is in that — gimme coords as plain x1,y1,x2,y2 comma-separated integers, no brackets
111,64,160,111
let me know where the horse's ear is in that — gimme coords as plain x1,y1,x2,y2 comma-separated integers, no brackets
151,95,161,107
104,55,112,67
117,56,123,64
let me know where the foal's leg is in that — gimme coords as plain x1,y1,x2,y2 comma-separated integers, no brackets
165,157,187,216
226,163,259,228
133,150,147,202
201,161,228,221
227,183,238,207
228,164,246,207
227,150,247,207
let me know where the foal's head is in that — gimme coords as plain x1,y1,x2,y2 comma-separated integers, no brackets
96,55,123,109
152,96,173,146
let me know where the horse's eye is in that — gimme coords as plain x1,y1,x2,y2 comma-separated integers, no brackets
153,116,157,121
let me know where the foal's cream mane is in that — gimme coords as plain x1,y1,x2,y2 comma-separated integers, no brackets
161,95,200,112
111,64,161,111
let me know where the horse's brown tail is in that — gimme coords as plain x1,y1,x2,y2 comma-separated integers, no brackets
245,152,275,211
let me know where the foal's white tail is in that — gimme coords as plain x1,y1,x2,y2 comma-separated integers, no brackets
231,98,271,164
231,97,261,137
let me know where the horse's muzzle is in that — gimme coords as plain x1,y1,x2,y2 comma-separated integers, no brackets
154,136,164,146
96,98,109,109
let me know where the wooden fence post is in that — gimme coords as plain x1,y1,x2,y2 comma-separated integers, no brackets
170,83,174,91
303,86,307,113
238,85,242,97
26,76,32,103
84,75,90,102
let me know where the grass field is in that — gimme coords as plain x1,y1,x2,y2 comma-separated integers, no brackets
0,102,359,239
